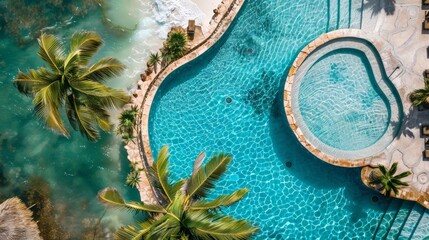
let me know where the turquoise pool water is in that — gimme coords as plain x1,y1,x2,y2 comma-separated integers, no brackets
148,0,403,239
298,49,390,151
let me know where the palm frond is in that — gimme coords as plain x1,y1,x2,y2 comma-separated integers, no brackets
394,171,411,179
145,214,182,239
98,188,165,213
152,146,176,203
64,31,103,70
37,33,65,73
80,57,126,82
186,153,232,199
71,80,130,108
14,68,57,95
115,221,152,240
65,95,78,130
33,81,68,136
71,99,100,141
378,165,387,175
190,188,249,211
390,178,409,187
410,89,429,106
188,212,257,240
181,151,206,194
388,162,398,176
424,77,429,88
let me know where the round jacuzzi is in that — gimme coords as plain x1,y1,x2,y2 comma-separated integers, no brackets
284,31,403,163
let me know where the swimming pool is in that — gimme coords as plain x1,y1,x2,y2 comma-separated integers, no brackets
148,0,425,239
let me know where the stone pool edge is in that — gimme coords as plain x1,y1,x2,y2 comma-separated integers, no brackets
125,0,245,204
284,29,429,209
283,29,402,168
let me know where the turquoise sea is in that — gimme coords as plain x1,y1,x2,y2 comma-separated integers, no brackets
0,0,164,238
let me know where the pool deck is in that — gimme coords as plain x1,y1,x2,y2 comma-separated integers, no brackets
125,0,245,204
359,0,429,208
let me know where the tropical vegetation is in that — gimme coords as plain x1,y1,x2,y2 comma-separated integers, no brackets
14,31,130,141
161,30,188,65
410,77,429,107
98,146,257,239
116,106,138,143
369,162,411,197
148,52,161,74
126,161,142,188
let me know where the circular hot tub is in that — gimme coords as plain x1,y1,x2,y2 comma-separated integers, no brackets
284,30,403,164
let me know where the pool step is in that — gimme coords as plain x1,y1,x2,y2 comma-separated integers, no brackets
327,0,339,31
385,201,414,239
338,0,351,29
372,199,402,240
349,0,363,29
327,0,362,31
409,209,429,240
397,203,425,240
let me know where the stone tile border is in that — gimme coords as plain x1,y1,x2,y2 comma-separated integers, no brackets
125,0,245,204
361,167,429,209
283,29,403,168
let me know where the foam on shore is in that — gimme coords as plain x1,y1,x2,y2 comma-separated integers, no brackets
102,0,221,90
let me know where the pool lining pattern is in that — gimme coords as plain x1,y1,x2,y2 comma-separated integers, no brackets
283,29,403,168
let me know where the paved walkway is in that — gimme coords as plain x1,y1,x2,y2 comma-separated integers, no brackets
360,0,429,206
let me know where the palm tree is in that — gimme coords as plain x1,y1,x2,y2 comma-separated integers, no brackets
116,106,138,143
0,197,42,240
161,49,174,67
147,52,161,73
369,162,411,197
410,78,429,107
14,32,130,141
98,146,257,239
126,162,142,188
162,30,188,62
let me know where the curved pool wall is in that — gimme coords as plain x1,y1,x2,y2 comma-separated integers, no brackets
284,29,404,167
145,1,403,239
290,37,403,160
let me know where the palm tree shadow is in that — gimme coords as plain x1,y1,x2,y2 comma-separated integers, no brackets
390,106,429,140
362,0,396,16
391,107,418,139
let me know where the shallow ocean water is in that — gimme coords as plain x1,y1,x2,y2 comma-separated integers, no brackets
0,0,212,238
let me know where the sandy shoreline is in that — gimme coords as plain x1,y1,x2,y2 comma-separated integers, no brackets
192,0,223,27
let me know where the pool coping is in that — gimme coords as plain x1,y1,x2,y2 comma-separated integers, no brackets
283,29,403,168
128,0,245,204
290,37,402,160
